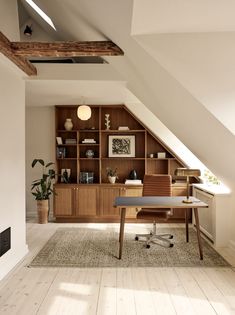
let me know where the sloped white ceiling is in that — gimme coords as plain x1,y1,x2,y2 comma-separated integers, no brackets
21,0,235,187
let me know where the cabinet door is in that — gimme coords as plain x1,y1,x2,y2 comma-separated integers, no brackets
125,187,143,218
99,187,121,216
75,187,98,216
171,186,191,220
54,187,73,216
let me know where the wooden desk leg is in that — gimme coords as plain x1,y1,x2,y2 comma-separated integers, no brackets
194,208,203,260
119,207,126,259
185,208,189,243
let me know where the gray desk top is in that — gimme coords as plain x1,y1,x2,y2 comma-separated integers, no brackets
114,196,208,208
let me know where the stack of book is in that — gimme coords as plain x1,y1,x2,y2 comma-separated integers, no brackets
82,139,96,144
65,138,76,145
125,179,142,185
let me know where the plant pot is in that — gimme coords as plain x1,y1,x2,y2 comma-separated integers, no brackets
108,176,116,184
37,200,49,224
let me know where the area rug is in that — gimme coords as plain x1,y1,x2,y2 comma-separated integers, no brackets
29,227,230,267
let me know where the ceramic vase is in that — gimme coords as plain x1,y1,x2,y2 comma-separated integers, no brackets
86,149,94,158
64,118,73,131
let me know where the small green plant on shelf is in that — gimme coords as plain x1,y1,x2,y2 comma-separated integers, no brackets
106,167,118,184
203,169,220,185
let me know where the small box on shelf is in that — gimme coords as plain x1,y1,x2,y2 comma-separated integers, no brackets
79,172,94,184
157,152,166,158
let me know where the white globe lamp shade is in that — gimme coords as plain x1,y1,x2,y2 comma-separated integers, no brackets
77,105,91,120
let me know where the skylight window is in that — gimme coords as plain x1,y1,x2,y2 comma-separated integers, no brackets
25,0,56,30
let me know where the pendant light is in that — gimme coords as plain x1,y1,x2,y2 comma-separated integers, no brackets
77,98,91,120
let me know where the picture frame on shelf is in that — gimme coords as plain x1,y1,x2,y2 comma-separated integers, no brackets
56,137,63,145
108,135,135,157
56,147,66,159
61,168,71,183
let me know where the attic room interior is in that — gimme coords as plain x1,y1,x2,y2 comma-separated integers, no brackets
1,0,235,314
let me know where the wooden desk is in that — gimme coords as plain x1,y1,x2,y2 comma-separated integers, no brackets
114,196,208,260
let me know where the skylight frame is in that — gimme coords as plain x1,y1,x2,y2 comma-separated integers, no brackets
25,0,56,31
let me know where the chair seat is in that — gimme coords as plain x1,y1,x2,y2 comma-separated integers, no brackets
137,209,170,220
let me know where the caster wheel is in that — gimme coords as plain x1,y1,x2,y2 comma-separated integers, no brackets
169,244,174,248
135,236,139,241
146,244,150,249
169,235,173,239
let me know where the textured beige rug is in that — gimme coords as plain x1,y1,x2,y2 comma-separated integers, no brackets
29,227,230,267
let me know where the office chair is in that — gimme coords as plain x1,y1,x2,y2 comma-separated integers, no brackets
135,174,174,248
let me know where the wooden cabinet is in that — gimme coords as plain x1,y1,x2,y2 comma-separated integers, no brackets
125,187,143,218
54,105,199,222
99,186,123,217
54,186,73,216
74,186,98,216
54,185,98,218
170,185,192,221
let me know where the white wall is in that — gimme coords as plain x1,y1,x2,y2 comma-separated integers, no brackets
20,18,57,41
26,106,55,217
0,56,28,280
0,0,28,280
0,0,19,40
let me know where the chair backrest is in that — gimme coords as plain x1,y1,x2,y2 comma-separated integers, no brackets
143,174,172,197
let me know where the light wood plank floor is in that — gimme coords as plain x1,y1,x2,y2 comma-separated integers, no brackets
0,222,235,315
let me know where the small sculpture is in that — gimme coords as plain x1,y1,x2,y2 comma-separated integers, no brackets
105,114,111,130
85,149,94,158
129,169,137,180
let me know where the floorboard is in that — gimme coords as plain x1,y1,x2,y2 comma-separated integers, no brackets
0,222,235,315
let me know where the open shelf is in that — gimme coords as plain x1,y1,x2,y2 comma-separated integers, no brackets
55,105,186,184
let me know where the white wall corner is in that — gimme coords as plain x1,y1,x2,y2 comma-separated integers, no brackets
229,240,235,255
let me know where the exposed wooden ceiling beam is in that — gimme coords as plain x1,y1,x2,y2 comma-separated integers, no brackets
11,41,124,57
0,31,124,76
0,32,37,76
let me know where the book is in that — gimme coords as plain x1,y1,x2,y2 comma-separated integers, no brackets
82,139,96,143
125,179,142,185
118,126,130,130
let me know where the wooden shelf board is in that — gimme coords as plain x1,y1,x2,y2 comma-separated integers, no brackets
101,129,145,133
147,158,175,160
57,130,78,132
79,130,99,132
101,157,145,160
57,158,77,160
79,143,99,146
79,158,100,160
57,144,77,146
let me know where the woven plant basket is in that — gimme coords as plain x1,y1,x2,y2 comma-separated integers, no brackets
37,200,49,224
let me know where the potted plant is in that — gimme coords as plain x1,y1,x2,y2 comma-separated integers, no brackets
31,159,56,224
106,167,118,184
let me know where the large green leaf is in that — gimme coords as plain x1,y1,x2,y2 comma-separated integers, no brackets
46,162,54,168
32,159,45,168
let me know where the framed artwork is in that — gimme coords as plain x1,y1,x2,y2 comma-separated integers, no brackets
56,137,63,145
108,135,135,157
61,168,71,183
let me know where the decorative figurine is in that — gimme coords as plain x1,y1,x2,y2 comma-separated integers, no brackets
105,114,110,130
